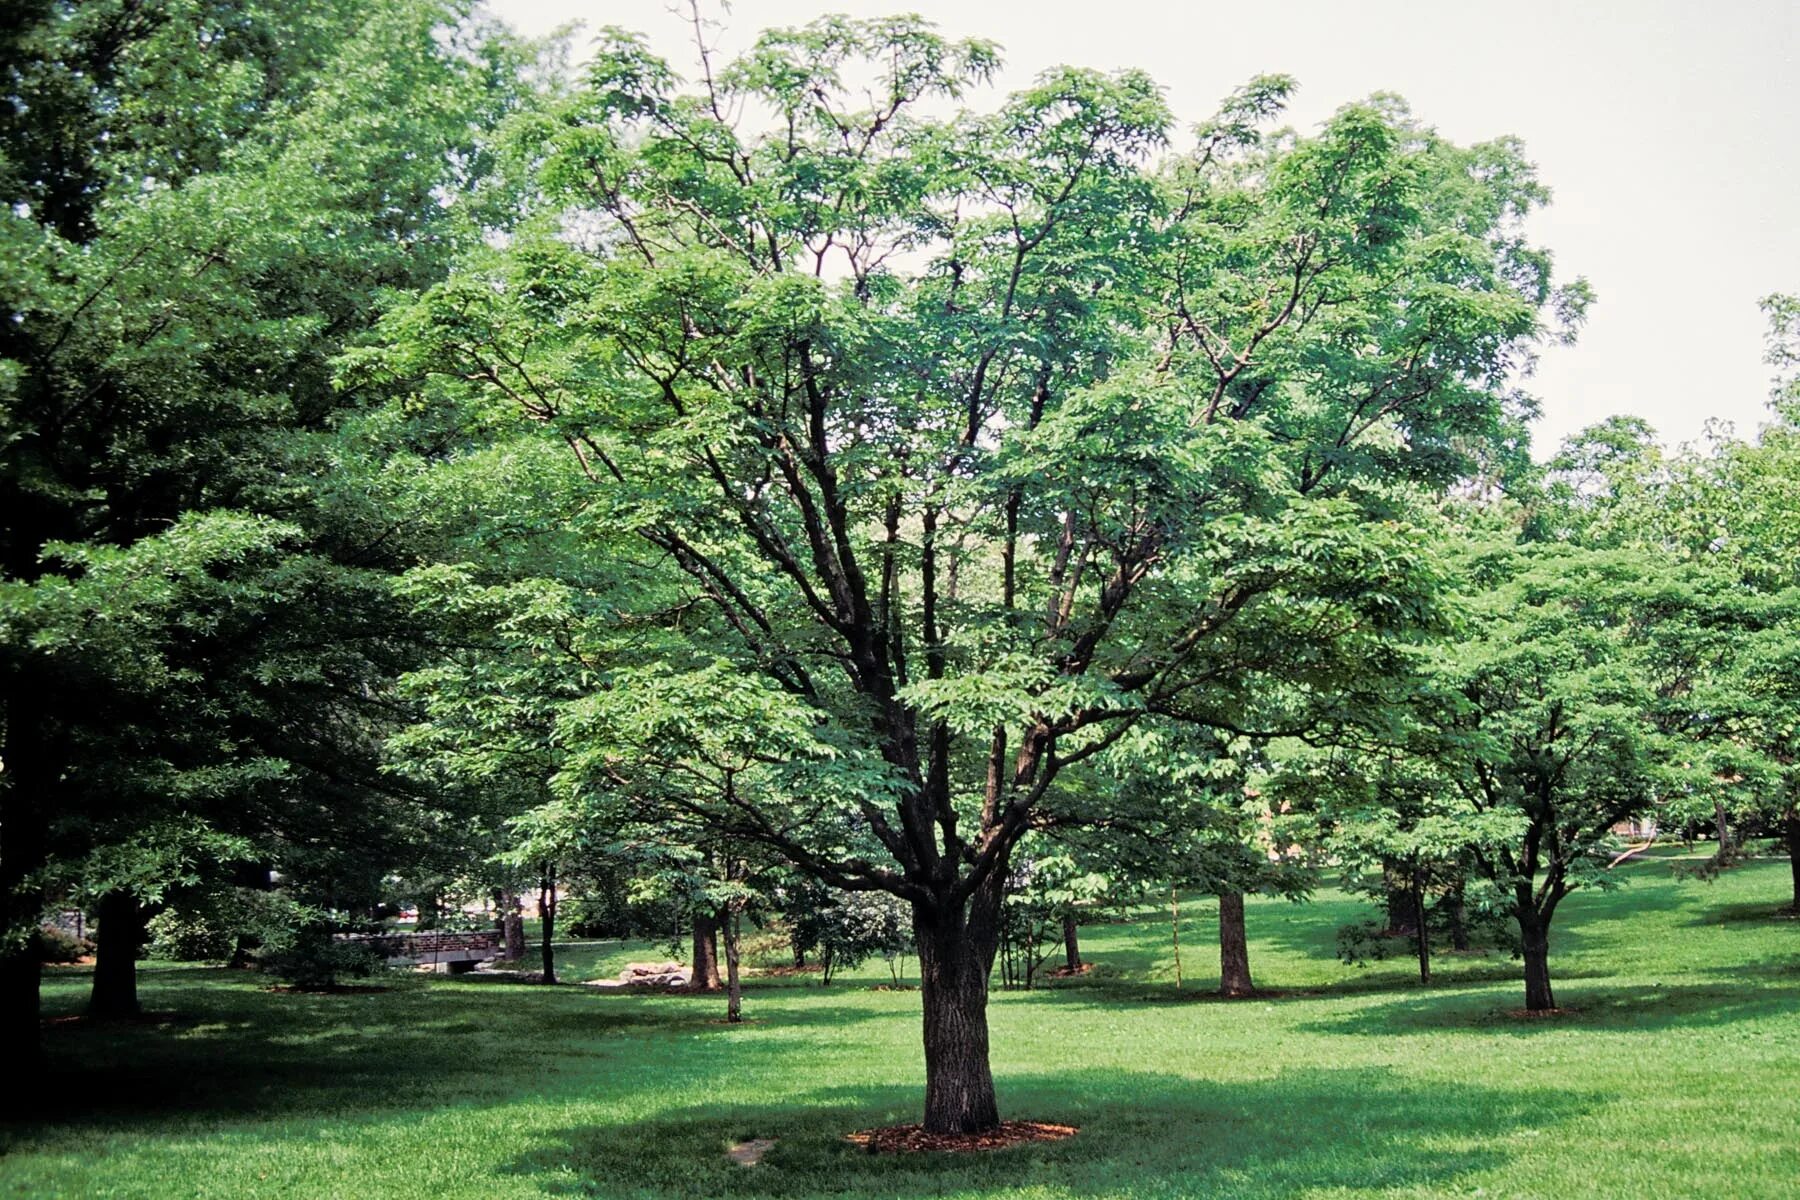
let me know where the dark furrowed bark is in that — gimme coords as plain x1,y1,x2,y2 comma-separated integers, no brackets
1217,890,1254,998
691,909,722,991
1062,912,1080,973
915,883,1003,1133
1519,913,1554,1011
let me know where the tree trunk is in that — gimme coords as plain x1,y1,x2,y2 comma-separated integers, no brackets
724,906,743,1023
1519,913,1555,1012
1412,870,1431,986
1786,808,1800,913
691,908,722,991
791,926,807,969
1170,884,1182,990
538,869,557,985
914,886,1002,1134
1217,890,1254,998
502,891,525,962
90,890,145,1019
1447,878,1471,952
1062,911,1081,973
1713,800,1735,865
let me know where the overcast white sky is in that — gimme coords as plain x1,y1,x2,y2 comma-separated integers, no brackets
486,0,1799,456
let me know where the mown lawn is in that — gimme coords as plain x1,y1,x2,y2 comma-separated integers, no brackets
6,852,1796,1199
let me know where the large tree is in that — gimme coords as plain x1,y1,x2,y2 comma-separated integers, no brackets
0,0,520,1064
364,15,1583,1131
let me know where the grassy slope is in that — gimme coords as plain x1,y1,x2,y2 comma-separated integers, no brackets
6,852,1796,1199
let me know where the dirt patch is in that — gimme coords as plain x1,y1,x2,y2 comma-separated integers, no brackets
846,1121,1079,1154
751,964,821,977
1503,1006,1580,1019
867,983,916,992
726,1138,776,1165
1046,962,1094,978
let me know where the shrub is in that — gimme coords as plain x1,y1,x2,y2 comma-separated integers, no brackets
145,902,239,961
259,921,387,991
34,924,94,964
813,891,911,985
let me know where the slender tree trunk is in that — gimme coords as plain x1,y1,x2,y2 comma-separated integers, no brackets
724,906,743,1023
1217,889,1254,998
1062,911,1081,973
1786,808,1800,913
914,885,1002,1134
538,869,557,985
502,890,525,962
1519,910,1554,1012
1714,800,1735,865
89,890,145,1018
690,908,722,991
1412,869,1431,986
791,926,807,969
1170,884,1182,990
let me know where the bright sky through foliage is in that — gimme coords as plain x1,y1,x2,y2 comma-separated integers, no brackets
486,0,1799,457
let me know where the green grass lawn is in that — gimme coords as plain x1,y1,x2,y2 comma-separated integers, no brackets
7,853,1797,1199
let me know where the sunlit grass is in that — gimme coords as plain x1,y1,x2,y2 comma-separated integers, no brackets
7,852,1796,1198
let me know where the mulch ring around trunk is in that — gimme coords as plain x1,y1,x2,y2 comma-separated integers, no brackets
1503,1006,1580,1019
847,1121,1079,1154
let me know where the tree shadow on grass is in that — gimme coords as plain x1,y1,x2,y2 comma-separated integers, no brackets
1295,978,1800,1038
1684,900,1800,927
500,1068,1589,1199
1032,957,1613,1014
23,970,896,1133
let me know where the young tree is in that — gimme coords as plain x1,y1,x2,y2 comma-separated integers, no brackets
362,16,1582,1130
1410,538,1726,1010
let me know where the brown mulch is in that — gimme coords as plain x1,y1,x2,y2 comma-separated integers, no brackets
1046,962,1094,978
752,965,822,977
1503,1006,1580,1019
846,1121,1079,1154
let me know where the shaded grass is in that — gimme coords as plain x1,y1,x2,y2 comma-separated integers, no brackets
5,856,1796,1198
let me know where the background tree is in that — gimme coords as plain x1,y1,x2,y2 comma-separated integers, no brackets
0,0,523,1066
1405,535,1722,1010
